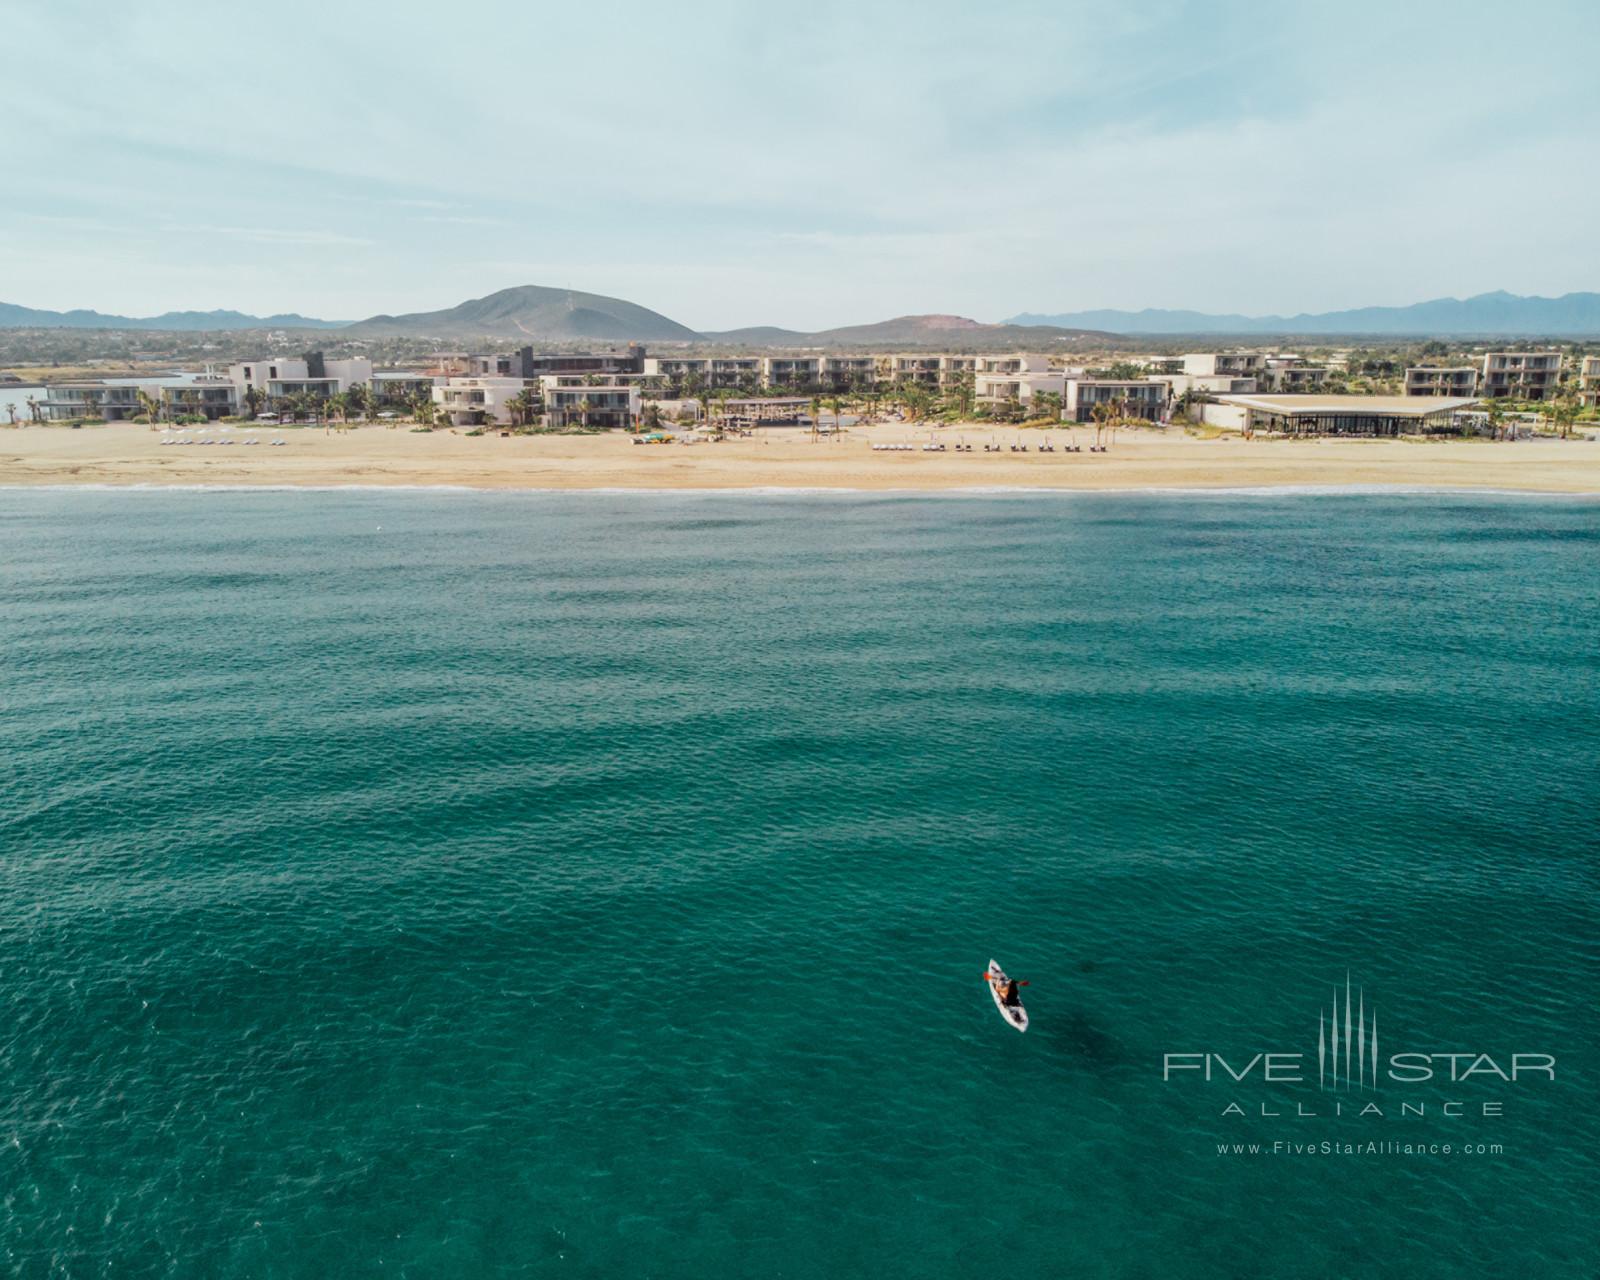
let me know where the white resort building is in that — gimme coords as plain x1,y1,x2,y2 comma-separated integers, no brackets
1580,356,1600,408
1478,351,1561,400
431,377,529,426
1063,378,1166,423
1404,366,1479,397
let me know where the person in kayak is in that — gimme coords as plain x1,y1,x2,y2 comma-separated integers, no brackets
1000,978,1024,1008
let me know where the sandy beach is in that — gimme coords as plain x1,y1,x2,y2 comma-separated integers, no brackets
2,423,1597,492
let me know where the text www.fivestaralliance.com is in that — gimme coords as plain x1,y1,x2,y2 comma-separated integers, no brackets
1217,1141,1504,1158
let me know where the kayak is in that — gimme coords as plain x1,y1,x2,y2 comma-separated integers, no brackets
986,959,1028,1032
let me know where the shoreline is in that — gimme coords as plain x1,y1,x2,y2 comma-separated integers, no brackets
2,423,1598,494
5,483,1598,500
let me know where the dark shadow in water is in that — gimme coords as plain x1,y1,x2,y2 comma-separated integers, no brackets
1036,1006,1129,1070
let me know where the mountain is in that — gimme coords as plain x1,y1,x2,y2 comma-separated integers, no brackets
342,285,700,342
0,302,343,330
702,325,811,344
1006,291,1600,336
702,314,1110,348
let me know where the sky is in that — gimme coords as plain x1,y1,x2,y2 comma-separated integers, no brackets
5,0,1597,330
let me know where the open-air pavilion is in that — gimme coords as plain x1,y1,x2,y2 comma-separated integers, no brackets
1211,394,1481,437
712,398,813,428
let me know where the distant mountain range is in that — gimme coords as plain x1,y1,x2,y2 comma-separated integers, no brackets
6,287,1599,343
340,285,700,342
0,302,345,330
702,314,1108,347
1006,291,1600,336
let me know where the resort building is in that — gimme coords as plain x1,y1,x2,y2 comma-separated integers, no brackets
818,356,876,390
41,380,161,421
162,377,240,420
1150,373,1258,406
226,354,373,404
1182,352,1265,377
538,377,640,430
431,353,510,377
1259,360,1328,392
371,371,435,405
878,355,945,387
974,368,1065,407
641,357,708,385
1404,366,1479,397
761,356,823,389
1479,351,1561,400
1207,393,1478,436
876,354,977,387
1062,378,1166,423
41,377,240,421
518,346,645,379
430,376,529,426
1580,356,1600,408
641,356,768,391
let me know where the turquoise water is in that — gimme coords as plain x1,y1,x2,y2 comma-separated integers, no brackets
2,490,1596,1278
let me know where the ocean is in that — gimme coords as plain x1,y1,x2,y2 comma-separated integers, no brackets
2,489,1596,1277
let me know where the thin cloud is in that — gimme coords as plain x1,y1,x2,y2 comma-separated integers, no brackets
169,225,375,247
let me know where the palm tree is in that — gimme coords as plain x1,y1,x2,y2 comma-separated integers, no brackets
505,389,537,428
1110,394,1131,445
243,384,264,419
345,382,371,423
1485,399,1506,441
136,388,162,425
576,396,593,431
1549,391,1579,440
1090,400,1112,448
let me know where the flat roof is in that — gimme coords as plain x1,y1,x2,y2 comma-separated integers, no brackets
1218,394,1478,414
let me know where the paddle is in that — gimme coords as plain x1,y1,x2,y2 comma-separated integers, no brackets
981,976,1030,986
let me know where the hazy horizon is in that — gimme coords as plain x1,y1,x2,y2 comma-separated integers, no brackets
8,0,1597,331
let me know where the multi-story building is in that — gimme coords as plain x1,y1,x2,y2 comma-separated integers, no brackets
41,380,159,421
431,376,529,426
227,354,373,406
1182,352,1265,377
518,346,645,379
761,356,823,389
969,356,1062,407
1404,366,1479,398
878,354,945,386
430,353,509,377
538,377,640,429
974,371,1065,407
876,354,977,388
1479,351,1561,400
162,376,240,420
973,353,1050,377
371,371,436,405
641,357,762,391
1151,373,1258,407
818,356,876,390
1063,379,1167,423
42,377,240,421
1256,356,1327,392
1580,356,1600,408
